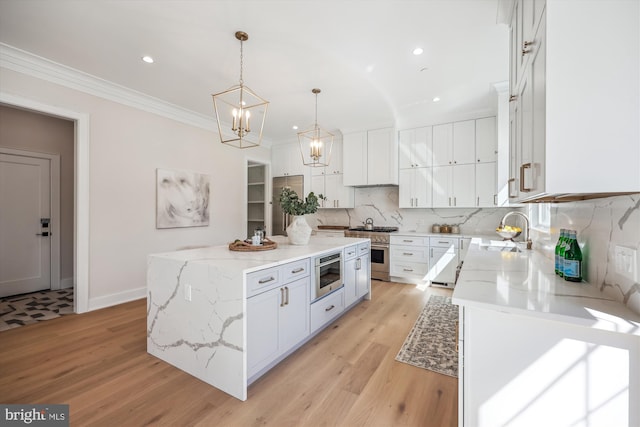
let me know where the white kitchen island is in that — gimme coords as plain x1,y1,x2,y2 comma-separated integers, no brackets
453,239,640,427
147,235,370,401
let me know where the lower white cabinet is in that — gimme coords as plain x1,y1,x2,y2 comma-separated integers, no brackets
310,288,345,333
344,243,370,307
428,237,459,286
390,235,430,283
459,305,640,426
247,276,310,378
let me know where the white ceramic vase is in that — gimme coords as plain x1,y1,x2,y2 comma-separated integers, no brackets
286,215,312,245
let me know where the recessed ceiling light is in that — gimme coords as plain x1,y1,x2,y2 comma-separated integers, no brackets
292,125,298,130
433,97,441,103
142,56,154,64
413,47,424,56
366,64,375,73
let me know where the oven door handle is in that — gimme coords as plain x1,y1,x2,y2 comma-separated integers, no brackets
370,244,389,249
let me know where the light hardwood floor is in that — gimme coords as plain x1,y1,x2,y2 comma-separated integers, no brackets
0,281,457,427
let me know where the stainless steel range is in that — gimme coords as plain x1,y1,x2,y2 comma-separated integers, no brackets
344,226,398,281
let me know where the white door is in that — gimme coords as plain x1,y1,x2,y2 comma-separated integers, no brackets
0,153,51,297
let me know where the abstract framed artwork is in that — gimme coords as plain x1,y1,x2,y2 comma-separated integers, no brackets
156,168,210,229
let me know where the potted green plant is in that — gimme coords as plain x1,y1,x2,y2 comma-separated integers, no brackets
279,188,324,245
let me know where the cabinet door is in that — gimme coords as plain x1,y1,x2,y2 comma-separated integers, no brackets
279,277,310,355
311,175,326,208
476,162,497,207
247,288,280,377
452,164,475,207
343,257,357,307
475,117,497,163
355,255,370,299
271,144,288,177
327,138,343,175
398,168,414,208
414,126,433,168
367,128,397,185
428,246,458,284
324,173,354,208
432,166,452,207
432,123,453,166
398,129,415,169
414,167,432,208
342,131,367,186
453,120,475,165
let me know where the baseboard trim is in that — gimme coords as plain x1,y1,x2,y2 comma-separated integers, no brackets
60,277,74,289
88,287,146,311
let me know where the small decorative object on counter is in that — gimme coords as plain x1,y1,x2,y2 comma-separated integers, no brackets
451,225,460,234
440,224,451,233
432,224,441,233
563,230,583,282
229,237,277,251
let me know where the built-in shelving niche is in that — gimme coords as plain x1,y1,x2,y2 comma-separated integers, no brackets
247,161,267,239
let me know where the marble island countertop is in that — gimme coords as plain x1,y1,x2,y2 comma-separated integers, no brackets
151,235,370,274
452,238,640,336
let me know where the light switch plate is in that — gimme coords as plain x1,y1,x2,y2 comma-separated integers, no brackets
184,284,192,301
614,245,638,282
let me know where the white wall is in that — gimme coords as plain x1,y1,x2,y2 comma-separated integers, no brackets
0,67,271,309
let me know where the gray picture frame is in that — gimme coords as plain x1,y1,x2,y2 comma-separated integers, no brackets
156,168,210,229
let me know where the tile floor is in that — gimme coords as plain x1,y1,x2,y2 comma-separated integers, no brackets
0,289,74,332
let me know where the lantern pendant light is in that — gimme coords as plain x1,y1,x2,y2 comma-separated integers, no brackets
298,88,334,167
212,31,269,148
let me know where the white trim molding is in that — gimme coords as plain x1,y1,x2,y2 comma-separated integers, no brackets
0,92,91,313
0,43,217,132
88,287,146,312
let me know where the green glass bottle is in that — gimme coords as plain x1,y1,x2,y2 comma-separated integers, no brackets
563,230,583,282
554,229,566,275
557,229,568,278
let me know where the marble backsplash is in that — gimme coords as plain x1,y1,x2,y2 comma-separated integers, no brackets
530,194,640,314
307,186,515,236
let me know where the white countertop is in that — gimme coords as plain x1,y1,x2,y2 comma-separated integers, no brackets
452,238,640,336
149,235,370,274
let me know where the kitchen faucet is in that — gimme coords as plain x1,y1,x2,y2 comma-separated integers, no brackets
499,211,532,250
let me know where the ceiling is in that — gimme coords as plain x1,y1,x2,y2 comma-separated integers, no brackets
0,0,509,144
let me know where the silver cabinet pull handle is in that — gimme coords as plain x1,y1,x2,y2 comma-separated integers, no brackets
448,197,452,206
356,258,361,270
325,305,335,312
280,288,285,307
430,248,434,257
403,268,414,272
258,276,276,284
477,196,480,206
403,239,413,243
285,286,289,305
438,241,449,244
520,163,532,192
403,252,413,256
291,268,304,274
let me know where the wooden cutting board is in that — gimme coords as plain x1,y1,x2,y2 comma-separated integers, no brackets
317,225,349,230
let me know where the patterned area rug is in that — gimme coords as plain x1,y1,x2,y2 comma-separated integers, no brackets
395,295,459,377
0,289,74,332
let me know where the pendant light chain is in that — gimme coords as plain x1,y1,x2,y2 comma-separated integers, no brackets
239,38,244,86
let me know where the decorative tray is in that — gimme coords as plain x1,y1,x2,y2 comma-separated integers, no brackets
228,237,278,252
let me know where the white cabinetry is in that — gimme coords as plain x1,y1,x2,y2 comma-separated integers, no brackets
390,235,430,283
343,128,398,186
433,121,475,166
509,0,640,201
399,127,433,208
399,126,432,169
475,162,497,207
432,164,475,208
272,143,305,177
311,139,354,209
427,237,459,287
475,117,497,163
247,274,310,378
399,167,432,208
344,242,371,308
459,305,639,426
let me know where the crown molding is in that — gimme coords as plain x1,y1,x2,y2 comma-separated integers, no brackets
0,43,271,143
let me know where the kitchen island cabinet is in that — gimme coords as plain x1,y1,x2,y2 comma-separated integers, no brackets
147,235,370,401
453,239,640,426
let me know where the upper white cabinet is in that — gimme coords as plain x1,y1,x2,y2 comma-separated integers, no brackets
432,164,475,208
343,127,398,186
272,143,305,177
399,167,432,208
475,117,497,163
433,121,475,167
310,138,354,208
476,162,497,207
509,0,640,201
399,127,432,169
